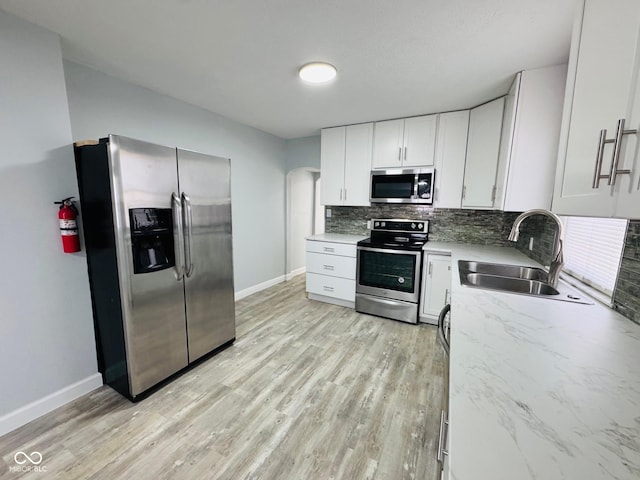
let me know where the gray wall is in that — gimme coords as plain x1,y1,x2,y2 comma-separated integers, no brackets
0,12,98,417
285,135,320,172
63,61,287,292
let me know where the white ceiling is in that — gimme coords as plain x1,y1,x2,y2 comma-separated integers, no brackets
0,0,581,139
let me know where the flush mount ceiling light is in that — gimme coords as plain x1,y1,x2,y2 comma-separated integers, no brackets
298,62,337,84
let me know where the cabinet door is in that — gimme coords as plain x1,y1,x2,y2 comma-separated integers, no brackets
320,126,346,205
434,110,469,208
462,97,505,209
343,123,373,206
403,114,437,167
503,65,567,212
372,119,404,168
421,253,452,319
615,52,640,218
553,0,640,217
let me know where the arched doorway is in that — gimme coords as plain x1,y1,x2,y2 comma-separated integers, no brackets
286,167,324,280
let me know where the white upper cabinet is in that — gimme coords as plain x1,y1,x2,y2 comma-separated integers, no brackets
463,65,567,211
433,110,469,208
616,57,640,218
372,115,437,168
320,123,373,206
371,119,404,168
500,65,568,212
320,126,346,206
403,115,438,167
343,123,374,206
462,97,505,209
553,0,640,218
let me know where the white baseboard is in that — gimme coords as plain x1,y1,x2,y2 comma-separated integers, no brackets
235,275,286,301
0,373,103,437
285,267,306,281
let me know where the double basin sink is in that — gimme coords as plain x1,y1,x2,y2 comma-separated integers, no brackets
458,260,592,304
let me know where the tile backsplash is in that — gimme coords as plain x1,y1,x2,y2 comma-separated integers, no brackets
613,220,640,325
325,206,640,326
325,205,554,261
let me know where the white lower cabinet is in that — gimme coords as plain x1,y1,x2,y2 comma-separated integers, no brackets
306,240,357,308
419,252,452,324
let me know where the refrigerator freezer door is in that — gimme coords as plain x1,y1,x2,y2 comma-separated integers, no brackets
178,148,236,362
108,135,189,396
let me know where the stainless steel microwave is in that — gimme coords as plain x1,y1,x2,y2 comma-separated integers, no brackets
370,168,435,204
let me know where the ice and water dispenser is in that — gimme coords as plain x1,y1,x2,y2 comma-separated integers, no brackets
129,208,175,274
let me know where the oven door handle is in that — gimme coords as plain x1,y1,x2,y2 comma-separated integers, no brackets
438,304,451,356
357,245,423,257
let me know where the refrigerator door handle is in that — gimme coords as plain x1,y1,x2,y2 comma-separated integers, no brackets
182,192,194,277
171,192,185,281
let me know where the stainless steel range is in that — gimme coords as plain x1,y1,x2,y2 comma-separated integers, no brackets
356,219,428,324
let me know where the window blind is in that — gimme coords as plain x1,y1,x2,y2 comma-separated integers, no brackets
561,216,628,297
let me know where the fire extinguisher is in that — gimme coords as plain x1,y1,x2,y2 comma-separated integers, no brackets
55,197,81,253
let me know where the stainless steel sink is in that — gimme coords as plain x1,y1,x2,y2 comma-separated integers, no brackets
458,260,592,304
458,260,548,282
465,273,559,296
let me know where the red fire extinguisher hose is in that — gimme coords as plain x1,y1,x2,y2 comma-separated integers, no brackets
55,197,81,253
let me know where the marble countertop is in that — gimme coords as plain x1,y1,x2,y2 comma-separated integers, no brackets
423,242,640,480
306,233,367,245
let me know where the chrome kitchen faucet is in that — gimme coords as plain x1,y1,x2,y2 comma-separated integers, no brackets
508,209,564,288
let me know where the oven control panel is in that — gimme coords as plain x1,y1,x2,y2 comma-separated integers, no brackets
371,219,429,233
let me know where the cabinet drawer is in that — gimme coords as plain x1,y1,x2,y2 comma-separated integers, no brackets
306,273,356,302
306,252,356,279
306,240,356,257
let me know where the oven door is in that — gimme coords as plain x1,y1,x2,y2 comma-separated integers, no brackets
356,246,422,303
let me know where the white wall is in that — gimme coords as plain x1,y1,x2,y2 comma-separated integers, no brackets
0,11,101,433
63,61,287,294
287,170,317,274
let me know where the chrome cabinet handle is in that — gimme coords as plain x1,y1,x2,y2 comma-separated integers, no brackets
444,288,449,305
171,192,185,281
344,189,347,201
428,261,433,276
323,247,335,252
182,193,194,277
437,410,449,463
404,146,407,161
323,285,334,292
339,188,343,201
398,147,402,162
592,119,637,188
323,265,335,271
608,118,636,186
592,129,610,188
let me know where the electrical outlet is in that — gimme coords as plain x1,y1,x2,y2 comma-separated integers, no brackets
326,208,332,218
529,237,534,251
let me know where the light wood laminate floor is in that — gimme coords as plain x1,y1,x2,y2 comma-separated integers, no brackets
0,276,444,480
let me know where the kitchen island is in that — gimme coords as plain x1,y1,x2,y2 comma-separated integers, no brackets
424,243,640,480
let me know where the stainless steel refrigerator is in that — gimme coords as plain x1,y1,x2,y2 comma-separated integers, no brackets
75,135,235,400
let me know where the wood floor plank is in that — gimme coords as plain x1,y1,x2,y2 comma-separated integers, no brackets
0,275,443,480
